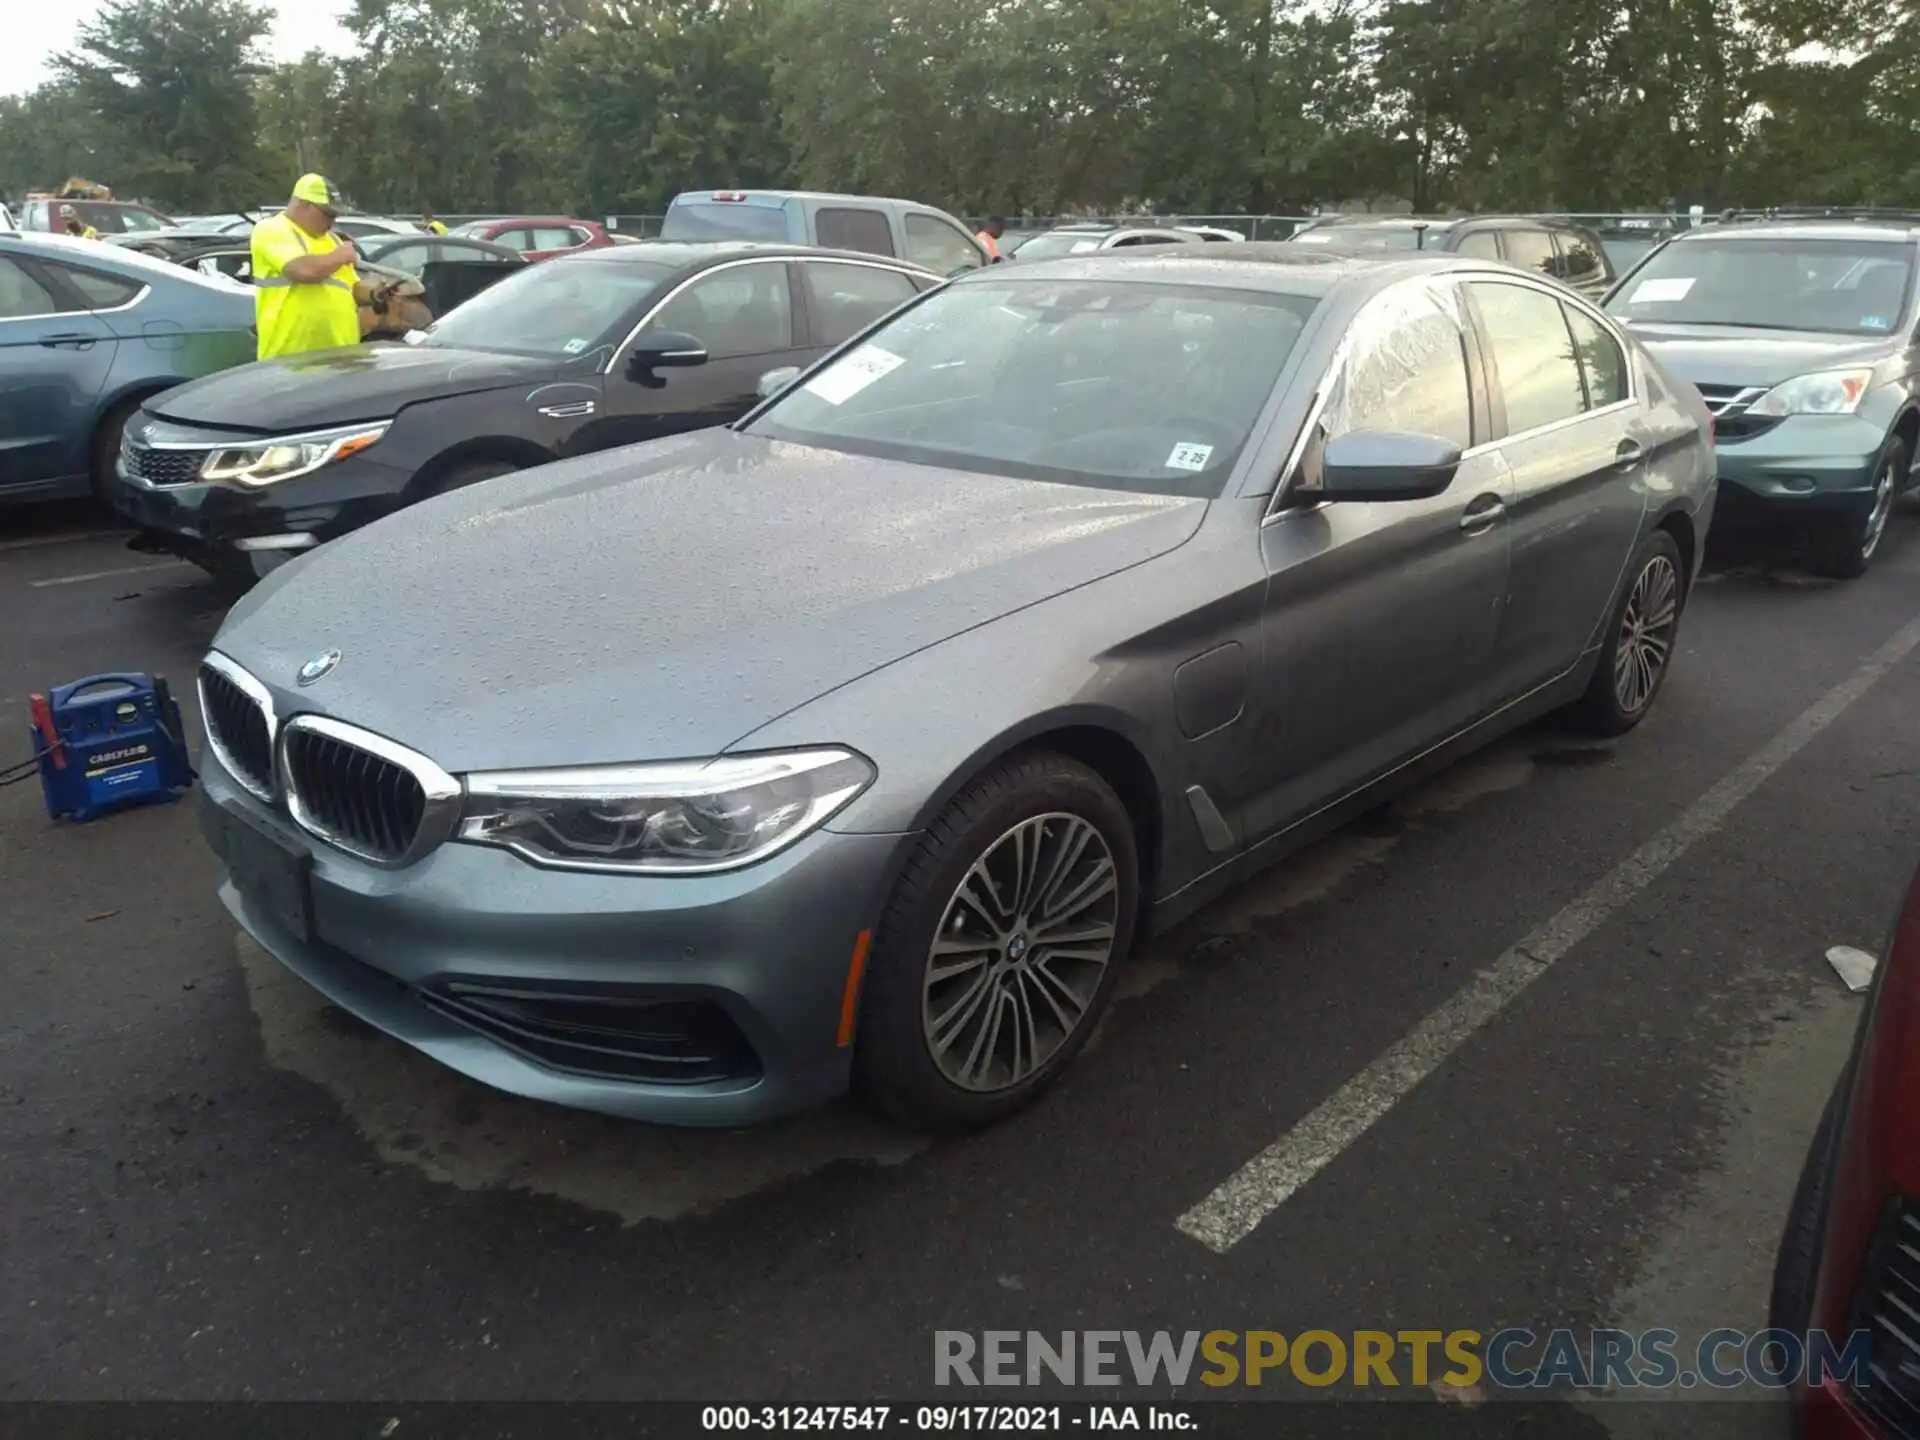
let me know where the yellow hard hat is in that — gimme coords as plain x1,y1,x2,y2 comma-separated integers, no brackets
291,173,344,211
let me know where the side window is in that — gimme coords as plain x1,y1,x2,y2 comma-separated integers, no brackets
647,263,793,360
568,227,594,248
1501,229,1559,276
532,227,577,251
495,228,535,252
1453,230,1501,260
25,202,49,231
51,264,141,309
801,261,918,347
1297,281,1472,493
1557,231,1604,283
1469,281,1587,435
378,243,432,273
902,214,981,274
815,207,896,257
0,257,58,318
1564,306,1628,408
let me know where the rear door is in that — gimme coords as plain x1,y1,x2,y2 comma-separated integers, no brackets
902,212,986,276
794,258,922,363
1498,227,1561,282
1464,277,1648,697
589,257,803,449
812,205,896,258
0,252,119,494
1553,228,1614,299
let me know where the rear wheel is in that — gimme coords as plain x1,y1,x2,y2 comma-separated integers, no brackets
1812,436,1906,579
1571,529,1685,736
854,751,1139,1132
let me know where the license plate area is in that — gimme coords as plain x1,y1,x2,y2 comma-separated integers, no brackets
213,800,313,943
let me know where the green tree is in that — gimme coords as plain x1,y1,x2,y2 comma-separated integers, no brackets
52,0,277,211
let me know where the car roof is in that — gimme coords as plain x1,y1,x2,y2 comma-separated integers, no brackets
958,240,1470,296
1679,219,1920,244
565,240,933,273
363,233,523,260
670,189,938,209
472,215,594,227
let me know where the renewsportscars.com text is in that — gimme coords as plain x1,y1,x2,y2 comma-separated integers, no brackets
934,1328,1871,1391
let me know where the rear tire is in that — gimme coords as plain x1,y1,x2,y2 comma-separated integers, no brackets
1812,436,1906,580
854,751,1139,1132
1571,529,1686,737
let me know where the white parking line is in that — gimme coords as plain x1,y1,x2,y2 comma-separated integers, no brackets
29,560,187,589
1175,609,1920,1254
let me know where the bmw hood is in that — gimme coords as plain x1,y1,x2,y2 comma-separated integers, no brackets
147,343,568,433
1620,321,1895,390
214,429,1206,771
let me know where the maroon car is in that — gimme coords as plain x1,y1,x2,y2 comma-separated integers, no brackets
448,216,612,262
1774,856,1920,1437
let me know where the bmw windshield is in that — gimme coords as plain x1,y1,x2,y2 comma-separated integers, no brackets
1607,238,1916,337
416,257,674,358
746,278,1319,496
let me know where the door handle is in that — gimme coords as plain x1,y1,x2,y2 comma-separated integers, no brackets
1459,496,1506,532
1614,438,1647,470
38,333,95,349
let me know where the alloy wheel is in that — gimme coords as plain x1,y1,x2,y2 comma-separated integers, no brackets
921,812,1119,1093
1613,554,1680,716
1862,456,1897,561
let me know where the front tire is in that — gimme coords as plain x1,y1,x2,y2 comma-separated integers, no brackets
423,457,519,498
1812,435,1907,580
89,397,144,507
1571,529,1686,737
854,751,1139,1132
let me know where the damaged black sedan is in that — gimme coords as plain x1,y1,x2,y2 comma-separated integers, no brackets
110,243,938,580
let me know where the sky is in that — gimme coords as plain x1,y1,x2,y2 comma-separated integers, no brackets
5,1,357,97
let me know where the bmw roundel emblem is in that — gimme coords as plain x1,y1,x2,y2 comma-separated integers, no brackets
297,649,342,686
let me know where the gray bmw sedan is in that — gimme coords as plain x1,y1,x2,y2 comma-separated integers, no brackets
198,244,1714,1131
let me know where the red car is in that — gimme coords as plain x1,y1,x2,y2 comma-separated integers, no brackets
448,216,612,261
1774,856,1920,1436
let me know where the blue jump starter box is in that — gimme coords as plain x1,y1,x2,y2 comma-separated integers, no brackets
28,673,195,823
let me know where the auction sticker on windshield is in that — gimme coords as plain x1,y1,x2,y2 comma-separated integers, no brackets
805,344,905,405
1628,277,1694,304
1166,442,1214,471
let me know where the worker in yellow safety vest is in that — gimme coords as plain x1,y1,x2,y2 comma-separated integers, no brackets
59,205,100,240
250,173,361,361
423,209,448,236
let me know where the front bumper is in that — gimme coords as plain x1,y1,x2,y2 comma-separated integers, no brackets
1712,414,1888,520
200,755,908,1126
111,448,414,568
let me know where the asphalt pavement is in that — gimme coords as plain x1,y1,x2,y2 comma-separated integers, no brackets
3,497,1918,1434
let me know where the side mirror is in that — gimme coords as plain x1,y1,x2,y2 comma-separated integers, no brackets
757,365,801,400
624,330,708,387
1321,430,1462,502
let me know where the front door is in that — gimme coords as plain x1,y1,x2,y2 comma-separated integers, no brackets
0,253,117,496
1247,276,1512,841
584,259,803,451
1463,279,1650,696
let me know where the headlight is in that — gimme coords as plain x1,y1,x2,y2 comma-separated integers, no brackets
200,423,388,487
456,748,875,874
1748,368,1874,418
